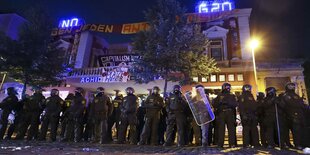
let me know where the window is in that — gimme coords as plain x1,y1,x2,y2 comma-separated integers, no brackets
202,77,208,82
209,40,223,61
193,77,199,82
210,48,222,61
228,74,235,81
219,74,226,82
237,74,244,81
210,74,217,82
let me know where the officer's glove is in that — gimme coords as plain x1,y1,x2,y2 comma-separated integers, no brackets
40,111,46,122
8,112,15,124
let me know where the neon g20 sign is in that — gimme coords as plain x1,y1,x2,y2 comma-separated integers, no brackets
196,0,235,13
58,18,84,28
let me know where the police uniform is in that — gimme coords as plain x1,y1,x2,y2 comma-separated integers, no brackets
63,94,86,142
138,93,164,145
164,92,188,147
262,91,278,147
0,90,18,140
238,91,259,147
16,93,45,140
256,93,267,147
89,93,112,143
213,91,237,147
6,97,24,139
39,94,63,141
60,94,74,139
282,90,306,149
107,95,123,142
118,93,138,144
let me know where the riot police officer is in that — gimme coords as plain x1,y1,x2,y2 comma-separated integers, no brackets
138,86,164,145
281,83,307,150
256,92,267,147
60,93,74,139
0,87,18,140
62,88,86,142
16,87,45,140
5,93,24,140
263,87,278,148
186,85,205,146
89,87,112,144
164,85,189,147
118,87,138,144
238,84,259,147
107,90,123,142
213,83,237,148
38,89,63,141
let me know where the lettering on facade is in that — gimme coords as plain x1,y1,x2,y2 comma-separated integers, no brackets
196,0,235,13
51,11,236,36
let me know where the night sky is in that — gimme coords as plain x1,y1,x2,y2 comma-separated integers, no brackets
1,0,310,59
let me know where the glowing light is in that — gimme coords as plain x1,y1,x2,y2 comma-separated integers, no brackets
198,2,208,13
59,18,81,28
250,39,259,49
197,1,235,13
222,2,232,11
70,18,79,27
211,3,220,12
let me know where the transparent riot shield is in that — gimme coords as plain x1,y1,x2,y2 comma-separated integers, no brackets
185,87,215,126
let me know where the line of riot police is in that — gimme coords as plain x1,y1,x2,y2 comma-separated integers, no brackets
0,82,309,150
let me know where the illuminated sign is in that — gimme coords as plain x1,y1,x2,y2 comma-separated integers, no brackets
59,18,84,28
196,0,235,13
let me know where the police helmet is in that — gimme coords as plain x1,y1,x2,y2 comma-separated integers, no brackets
242,84,252,92
7,87,17,95
96,87,105,93
265,87,276,96
257,92,265,99
222,83,231,92
32,86,43,94
195,84,204,89
51,89,59,96
173,85,181,91
126,87,135,94
153,86,160,94
75,87,84,95
285,82,296,92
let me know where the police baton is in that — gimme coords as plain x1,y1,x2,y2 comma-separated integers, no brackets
275,102,281,149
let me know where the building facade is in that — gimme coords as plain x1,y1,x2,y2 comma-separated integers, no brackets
0,1,308,102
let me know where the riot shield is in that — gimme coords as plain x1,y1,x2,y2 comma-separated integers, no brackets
185,87,215,126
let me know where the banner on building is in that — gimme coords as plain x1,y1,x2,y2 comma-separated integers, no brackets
80,67,130,83
51,10,238,36
98,54,141,67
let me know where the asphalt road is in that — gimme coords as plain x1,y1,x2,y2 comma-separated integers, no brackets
0,140,303,155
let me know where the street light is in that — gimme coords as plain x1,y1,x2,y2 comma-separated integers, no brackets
249,39,260,88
